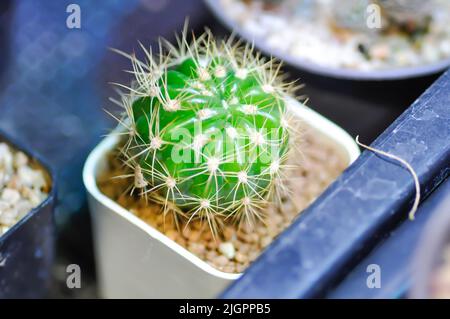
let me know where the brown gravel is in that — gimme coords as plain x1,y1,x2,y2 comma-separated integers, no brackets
98,125,347,273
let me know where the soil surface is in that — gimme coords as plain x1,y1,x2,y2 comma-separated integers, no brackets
98,124,348,273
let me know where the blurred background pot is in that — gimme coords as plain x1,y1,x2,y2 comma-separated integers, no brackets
0,129,56,298
83,100,359,298
205,0,450,144
206,0,450,80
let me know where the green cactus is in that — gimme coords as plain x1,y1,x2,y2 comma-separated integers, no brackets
113,28,296,233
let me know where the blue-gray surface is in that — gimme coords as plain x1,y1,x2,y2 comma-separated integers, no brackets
327,177,450,299
221,70,450,299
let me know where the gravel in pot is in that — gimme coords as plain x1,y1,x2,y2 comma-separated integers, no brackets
0,142,50,236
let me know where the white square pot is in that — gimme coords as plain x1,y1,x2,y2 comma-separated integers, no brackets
83,99,360,298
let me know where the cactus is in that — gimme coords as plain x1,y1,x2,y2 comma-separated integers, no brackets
112,27,297,233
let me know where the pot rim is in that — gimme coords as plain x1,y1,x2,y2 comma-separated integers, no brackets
0,129,57,242
83,99,360,279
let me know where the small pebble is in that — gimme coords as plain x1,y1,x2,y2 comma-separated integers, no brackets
219,242,236,259
201,230,212,241
188,230,201,242
260,236,273,248
221,265,236,273
191,220,203,230
0,201,9,211
206,250,218,261
13,152,28,168
214,255,229,267
188,242,206,256
236,264,247,273
238,243,251,254
165,229,178,241
206,238,219,250
234,251,247,263
0,209,18,226
1,188,20,205
223,226,235,241
249,251,260,262
0,226,10,236
256,225,268,236
175,237,186,247
17,166,46,189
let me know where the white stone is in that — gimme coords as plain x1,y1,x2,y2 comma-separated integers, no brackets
15,201,33,219
0,226,9,236
13,151,28,168
17,166,46,189
1,188,20,205
0,208,18,226
0,143,13,172
219,242,236,260
0,171,7,189
0,200,9,212
22,188,43,207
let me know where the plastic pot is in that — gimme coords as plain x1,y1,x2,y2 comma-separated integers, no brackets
83,99,359,298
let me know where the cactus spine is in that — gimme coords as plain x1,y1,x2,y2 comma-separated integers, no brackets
113,27,297,233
